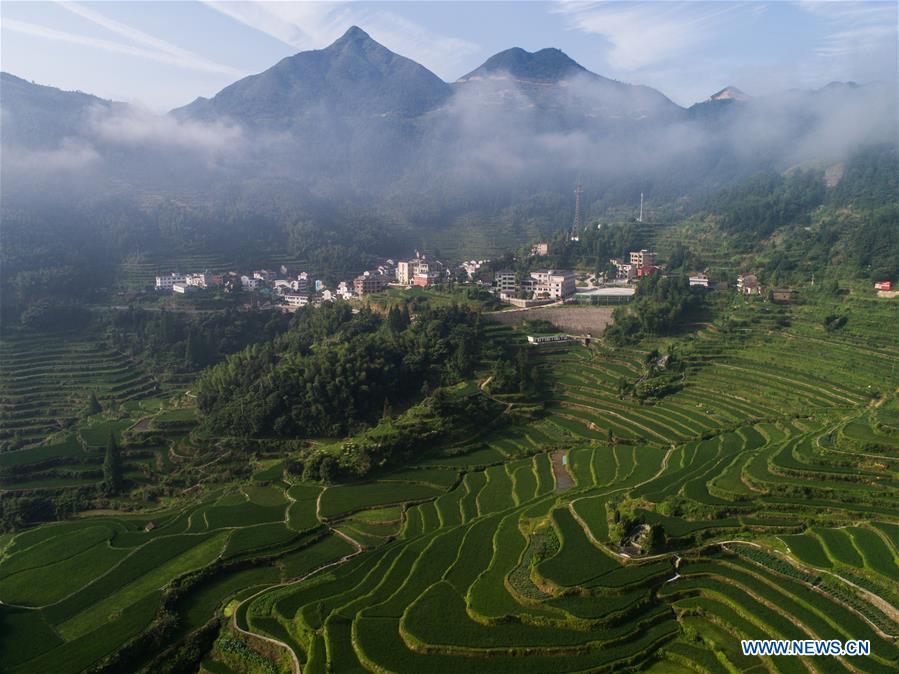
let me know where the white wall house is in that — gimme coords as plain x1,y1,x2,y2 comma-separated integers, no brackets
530,270,576,299
689,274,710,288
185,272,211,288
337,281,354,299
283,293,309,307
155,273,186,290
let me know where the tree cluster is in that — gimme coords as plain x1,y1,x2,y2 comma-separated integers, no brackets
604,274,701,346
707,168,825,242
196,302,486,439
300,388,503,482
105,306,291,373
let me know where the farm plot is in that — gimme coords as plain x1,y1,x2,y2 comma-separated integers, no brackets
319,481,444,519
0,332,159,445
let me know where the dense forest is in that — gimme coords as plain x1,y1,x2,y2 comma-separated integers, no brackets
196,302,486,439
105,306,293,373
604,274,704,346
706,144,898,281
503,143,898,286
707,169,826,242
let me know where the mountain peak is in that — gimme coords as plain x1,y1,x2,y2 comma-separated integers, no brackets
459,47,587,83
331,25,374,47
709,86,750,102
174,24,450,123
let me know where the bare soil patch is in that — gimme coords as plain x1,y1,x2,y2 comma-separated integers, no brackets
551,450,575,492
485,306,615,335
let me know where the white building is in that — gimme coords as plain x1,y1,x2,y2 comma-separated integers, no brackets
737,274,761,295
241,275,260,291
530,270,576,299
283,293,309,308
337,281,354,299
689,273,710,288
611,259,636,282
185,272,211,289
527,334,569,344
253,269,276,282
273,280,292,295
155,273,185,290
462,260,485,279
396,260,414,285
172,283,191,294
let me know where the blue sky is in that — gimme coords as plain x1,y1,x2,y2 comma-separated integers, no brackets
2,1,896,109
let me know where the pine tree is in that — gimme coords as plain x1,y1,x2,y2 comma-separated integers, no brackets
103,431,123,496
387,306,405,333
85,391,101,416
516,347,530,394
184,329,202,369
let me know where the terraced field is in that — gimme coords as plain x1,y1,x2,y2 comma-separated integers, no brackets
0,331,160,446
0,478,362,673
2,295,897,672
219,305,897,673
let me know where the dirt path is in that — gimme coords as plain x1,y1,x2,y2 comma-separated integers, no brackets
722,542,899,641
230,542,363,674
550,450,575,492
130,416,154,432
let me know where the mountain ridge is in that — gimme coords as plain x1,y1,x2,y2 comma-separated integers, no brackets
2,26,893,217
173,26,452,125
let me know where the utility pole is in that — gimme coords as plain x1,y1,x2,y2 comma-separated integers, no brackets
573,180,584,237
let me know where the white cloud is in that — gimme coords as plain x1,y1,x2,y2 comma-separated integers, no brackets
87,105,244,156
554,1,757,70
56,1,246,76
3,4,245,77
202,1,480,80
796,1,897,58
6,138,100,172
2,17,186,67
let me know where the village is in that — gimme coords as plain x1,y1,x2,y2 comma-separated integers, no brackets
154,242,894,312
153,249,630,311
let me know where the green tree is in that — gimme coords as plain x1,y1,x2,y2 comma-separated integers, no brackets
386,305,409,333
647,525,666,553
184,329,202,369
85,391,101,416
103,431,123,496
516,347,530,394
318,455,338,483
